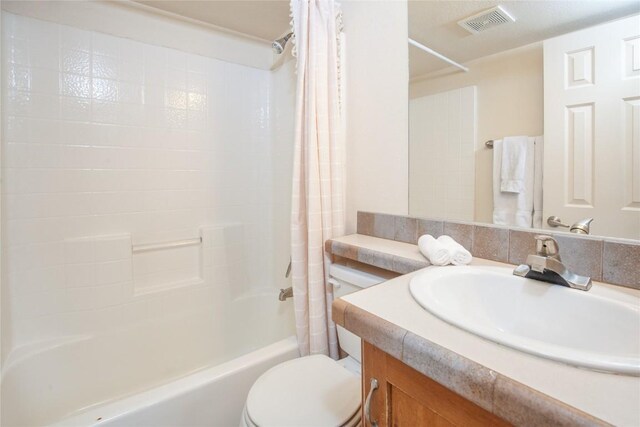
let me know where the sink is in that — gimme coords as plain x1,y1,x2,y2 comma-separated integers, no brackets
409,266,640,375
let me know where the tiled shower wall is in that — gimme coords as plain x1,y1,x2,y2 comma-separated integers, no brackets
1,13,295,357
409,86,476,221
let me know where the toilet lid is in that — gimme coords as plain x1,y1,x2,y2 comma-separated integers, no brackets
246,355,361,427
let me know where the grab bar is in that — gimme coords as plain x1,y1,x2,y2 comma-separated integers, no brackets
132,237,202,254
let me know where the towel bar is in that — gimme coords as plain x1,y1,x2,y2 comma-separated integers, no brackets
486,139,539,149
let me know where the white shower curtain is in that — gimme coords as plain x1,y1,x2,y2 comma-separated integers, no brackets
290,0,345,359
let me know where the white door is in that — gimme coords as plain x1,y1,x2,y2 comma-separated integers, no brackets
543,14,640,239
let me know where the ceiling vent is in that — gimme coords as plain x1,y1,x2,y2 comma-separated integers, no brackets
458,6,515,34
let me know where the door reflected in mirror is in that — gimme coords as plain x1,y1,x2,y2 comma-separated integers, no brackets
408,0,640,240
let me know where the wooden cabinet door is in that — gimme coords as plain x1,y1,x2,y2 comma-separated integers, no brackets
361,341,510,427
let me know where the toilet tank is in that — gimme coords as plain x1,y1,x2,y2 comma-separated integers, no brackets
329,263,388,363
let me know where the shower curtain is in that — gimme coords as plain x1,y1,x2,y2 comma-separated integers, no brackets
290,0,345,359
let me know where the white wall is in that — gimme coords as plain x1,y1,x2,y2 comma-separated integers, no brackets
410,43,543,223
1,0,274,70
0,14,4,424
1,10,295,376
409,86,476,221
342,0,409,232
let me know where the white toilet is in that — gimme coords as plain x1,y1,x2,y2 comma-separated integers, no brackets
241,263,389,427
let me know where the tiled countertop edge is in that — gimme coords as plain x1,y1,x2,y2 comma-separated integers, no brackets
325,238,429,275
332,299,608,427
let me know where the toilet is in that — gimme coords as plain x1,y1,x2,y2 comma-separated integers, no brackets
241,262,390,427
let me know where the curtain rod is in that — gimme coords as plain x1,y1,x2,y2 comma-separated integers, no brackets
408,38,469,72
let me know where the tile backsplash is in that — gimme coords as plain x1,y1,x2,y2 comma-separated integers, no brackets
357,211,640,290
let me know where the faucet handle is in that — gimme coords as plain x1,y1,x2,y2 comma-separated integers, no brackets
570,218,593,235
534,235,561,260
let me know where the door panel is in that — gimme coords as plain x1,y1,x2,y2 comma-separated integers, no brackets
544,14,640,239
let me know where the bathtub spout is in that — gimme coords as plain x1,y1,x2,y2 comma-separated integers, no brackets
279,287,293,301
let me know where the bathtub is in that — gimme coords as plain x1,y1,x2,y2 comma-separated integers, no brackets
52,336,299,427
2,291,297,426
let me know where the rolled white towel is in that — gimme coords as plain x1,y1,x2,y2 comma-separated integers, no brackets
437,235,472,266
418,234,451,266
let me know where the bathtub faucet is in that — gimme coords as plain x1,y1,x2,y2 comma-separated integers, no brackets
279,287,293,301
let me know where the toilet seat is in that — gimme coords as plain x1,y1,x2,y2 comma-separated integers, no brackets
243,355,361,427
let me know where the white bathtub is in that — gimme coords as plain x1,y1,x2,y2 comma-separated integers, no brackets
2,291,296,426
51,336,299,427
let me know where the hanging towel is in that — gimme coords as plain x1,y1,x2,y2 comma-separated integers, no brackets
500,136,529,193
418,234,451,266
492,137,537,227
532,136,544,229
437,235,472,265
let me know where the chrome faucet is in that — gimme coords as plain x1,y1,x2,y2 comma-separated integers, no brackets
513,235,592,291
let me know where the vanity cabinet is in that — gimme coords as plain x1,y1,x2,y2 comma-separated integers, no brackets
362,341,510,426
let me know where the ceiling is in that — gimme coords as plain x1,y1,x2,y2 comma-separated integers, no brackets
133,0,291,42
133,1,640,78
409,0,640,78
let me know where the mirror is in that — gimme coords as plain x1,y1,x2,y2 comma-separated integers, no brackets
408,1,640,240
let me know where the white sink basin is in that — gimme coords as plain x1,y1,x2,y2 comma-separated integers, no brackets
409,266,640,375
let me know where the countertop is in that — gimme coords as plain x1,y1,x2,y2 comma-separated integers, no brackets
329,235,640,426
326,233,430,274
